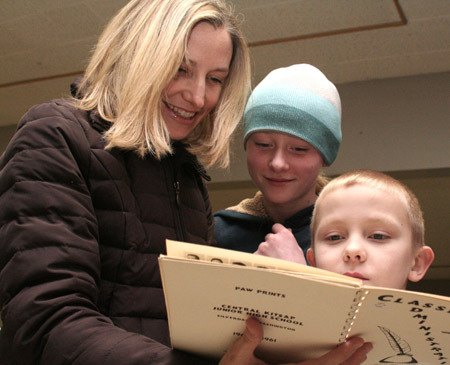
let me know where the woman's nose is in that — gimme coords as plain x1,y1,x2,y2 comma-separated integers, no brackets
183,78,205,109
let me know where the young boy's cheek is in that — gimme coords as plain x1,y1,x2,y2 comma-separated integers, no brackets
310,245,339,271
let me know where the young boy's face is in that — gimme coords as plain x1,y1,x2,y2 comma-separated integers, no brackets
246,132,324,210
308,184,420,289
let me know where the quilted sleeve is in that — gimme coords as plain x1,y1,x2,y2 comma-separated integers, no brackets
0,101,216,365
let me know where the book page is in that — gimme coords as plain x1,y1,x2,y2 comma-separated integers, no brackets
160,256,362,363
348,286,450,364
165,239,361,287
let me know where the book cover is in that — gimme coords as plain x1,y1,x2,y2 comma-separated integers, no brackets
159,240,450,364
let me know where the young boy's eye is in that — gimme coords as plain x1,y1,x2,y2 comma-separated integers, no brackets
369,233,390,240
292,147,308,153
254,142,272,148
327,234,343,241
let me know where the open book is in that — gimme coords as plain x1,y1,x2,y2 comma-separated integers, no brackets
159,240,450,364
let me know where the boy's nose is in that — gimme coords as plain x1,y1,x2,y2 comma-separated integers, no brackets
269,150,288,171
343,239,367,263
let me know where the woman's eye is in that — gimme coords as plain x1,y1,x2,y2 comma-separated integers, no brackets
177,66,188,75
209,76,224,84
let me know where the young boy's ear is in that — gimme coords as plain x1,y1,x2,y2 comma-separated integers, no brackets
306,248,316,267
408,245,435,282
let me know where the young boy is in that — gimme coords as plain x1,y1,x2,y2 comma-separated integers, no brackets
214,63,342,264
307,169,435,289
222,170,434,364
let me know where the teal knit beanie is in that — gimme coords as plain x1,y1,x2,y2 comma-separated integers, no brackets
243,64,342,165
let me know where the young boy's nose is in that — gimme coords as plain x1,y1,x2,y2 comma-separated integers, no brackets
269,150,288,171
343,238,367,263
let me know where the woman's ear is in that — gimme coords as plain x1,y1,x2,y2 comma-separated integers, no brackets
306,248,316,267
408,246,435,282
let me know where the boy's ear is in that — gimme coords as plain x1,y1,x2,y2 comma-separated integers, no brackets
408,246,435,282
306,248,316,267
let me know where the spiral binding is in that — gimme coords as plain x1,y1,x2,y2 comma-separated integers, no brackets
338,289,369,343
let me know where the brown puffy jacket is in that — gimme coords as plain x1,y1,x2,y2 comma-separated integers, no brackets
0,97,216,365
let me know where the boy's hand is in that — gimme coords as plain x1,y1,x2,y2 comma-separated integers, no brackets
255,223,306,264
219,318,373,365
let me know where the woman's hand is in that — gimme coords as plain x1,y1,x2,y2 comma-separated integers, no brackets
219,318,372,365
255,223,307,264
219,317,266,365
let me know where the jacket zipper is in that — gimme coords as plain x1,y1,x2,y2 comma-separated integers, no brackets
173,181,180,207
169,157,186,241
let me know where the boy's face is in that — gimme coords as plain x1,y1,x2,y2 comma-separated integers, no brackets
308,184,418,289
246,132,324,210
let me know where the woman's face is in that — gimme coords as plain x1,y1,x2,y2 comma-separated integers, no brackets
162,22,233,141
246,131,324,211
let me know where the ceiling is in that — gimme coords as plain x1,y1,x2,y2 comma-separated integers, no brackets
1,0,450,127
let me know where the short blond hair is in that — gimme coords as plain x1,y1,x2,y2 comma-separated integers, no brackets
74,0,251,168
311,170,425,247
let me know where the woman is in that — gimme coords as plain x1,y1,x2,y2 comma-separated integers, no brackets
0,1,370,363
215,64,342,264
0,1,249,364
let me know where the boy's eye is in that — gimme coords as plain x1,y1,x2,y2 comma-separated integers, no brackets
326,234,343,241
254,142,272,148
292,146,308,152
286,145,309,154
369,233,390,240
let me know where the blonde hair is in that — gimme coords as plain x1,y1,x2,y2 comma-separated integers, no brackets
311,170,425,247
73,0,251,168
315,172,330,195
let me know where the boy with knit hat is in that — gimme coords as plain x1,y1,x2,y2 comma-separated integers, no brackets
214,64,341,262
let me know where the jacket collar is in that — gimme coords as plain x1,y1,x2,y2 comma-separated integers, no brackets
226,191,269,218
226,191,314,227
171,142,210,181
